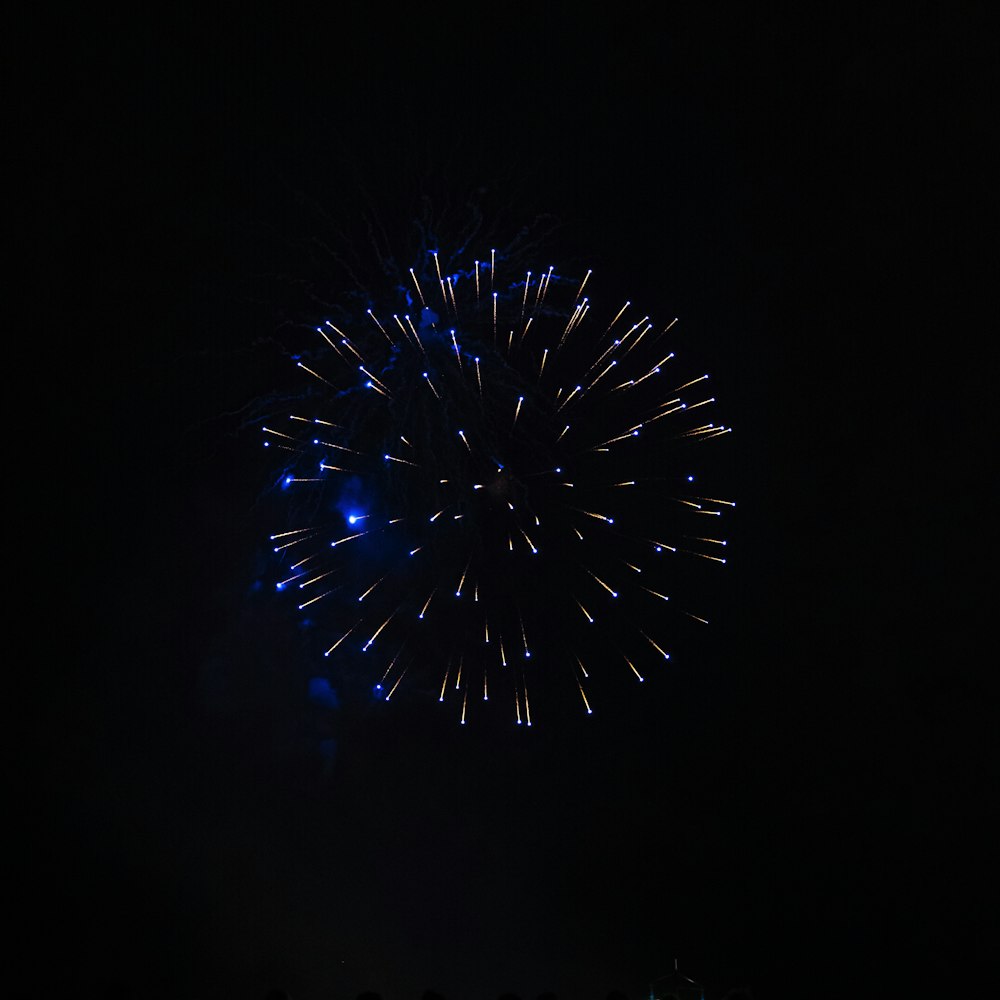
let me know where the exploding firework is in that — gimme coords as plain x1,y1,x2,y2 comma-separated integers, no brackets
264,247,732,726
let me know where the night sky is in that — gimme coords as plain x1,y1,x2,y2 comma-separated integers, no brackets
28,7,994,999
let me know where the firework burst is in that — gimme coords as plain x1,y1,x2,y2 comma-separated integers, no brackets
264,247,732,726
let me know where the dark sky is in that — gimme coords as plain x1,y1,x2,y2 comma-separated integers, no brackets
28,7,994,999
